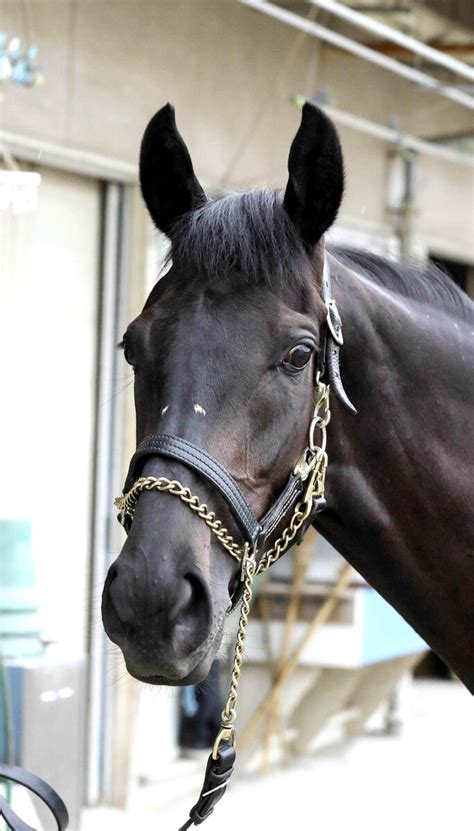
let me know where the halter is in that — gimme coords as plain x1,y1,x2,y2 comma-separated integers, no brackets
114,258,355,830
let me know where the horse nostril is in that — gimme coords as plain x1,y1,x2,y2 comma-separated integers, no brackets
168,576,193,623
171,572,212,649
184,572,209,616
102,556,214,659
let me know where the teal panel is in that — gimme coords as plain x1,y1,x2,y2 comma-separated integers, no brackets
0,520,36,589
361,588,427,664
0,520,43,658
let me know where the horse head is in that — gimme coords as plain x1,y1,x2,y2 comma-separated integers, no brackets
102,102,344,685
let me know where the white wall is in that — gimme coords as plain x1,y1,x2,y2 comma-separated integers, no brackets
0,166,100,653
416,154,474,263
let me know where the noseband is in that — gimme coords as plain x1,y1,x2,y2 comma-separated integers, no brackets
114,258,355,829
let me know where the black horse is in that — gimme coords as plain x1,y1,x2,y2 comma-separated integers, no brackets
102,102,474,695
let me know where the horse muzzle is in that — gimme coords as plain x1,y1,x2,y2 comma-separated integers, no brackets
101,490,231,684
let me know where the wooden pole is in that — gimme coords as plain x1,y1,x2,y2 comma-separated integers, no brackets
260,533,314,772
240,563,353,752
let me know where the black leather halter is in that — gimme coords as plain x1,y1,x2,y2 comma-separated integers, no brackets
119,258,355,553
123,433,304,549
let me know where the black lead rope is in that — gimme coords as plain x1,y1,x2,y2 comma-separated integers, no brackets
178,740,236,830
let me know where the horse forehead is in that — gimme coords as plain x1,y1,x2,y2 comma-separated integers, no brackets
142,283,284,343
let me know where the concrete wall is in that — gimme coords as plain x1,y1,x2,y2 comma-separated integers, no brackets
1,0,472,260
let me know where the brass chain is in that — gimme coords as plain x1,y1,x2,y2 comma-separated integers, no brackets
114,379,331,757
211,554,257,757
115,477,246,562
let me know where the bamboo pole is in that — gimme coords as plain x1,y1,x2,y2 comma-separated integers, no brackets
257,591,290,765
260,533,314,772
240,563,354,752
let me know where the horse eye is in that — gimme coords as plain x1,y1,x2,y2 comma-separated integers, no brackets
282,344,313,369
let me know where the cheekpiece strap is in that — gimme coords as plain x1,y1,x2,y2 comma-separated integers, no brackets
258,472,304,542
319,258,357,414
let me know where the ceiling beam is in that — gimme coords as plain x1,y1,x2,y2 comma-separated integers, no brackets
295,95,474,166
241,0,474,110
307,0,474,82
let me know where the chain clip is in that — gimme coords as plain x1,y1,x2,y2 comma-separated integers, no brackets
212,727,236,761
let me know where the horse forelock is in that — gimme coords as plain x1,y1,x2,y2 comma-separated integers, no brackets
167,188,312,292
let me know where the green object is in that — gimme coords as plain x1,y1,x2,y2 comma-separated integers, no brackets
0,520,43,658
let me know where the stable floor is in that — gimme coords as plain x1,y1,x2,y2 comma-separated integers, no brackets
82,679,473,831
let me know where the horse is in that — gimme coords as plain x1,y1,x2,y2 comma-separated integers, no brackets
102,102,474,703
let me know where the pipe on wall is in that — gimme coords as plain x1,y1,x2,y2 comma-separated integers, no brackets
240,0,474,110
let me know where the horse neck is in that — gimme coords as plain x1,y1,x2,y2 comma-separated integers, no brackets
317,255,474,692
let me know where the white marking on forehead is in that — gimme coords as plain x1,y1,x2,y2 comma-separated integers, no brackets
194,403,206,416
161,405,169,414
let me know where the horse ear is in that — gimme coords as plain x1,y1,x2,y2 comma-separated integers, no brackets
283,103,344,249
139,103,206,234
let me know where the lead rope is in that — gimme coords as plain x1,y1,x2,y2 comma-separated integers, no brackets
115,377,331,830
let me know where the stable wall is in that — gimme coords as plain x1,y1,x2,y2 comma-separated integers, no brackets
1,0,473,260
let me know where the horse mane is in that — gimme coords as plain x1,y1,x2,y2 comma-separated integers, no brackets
169,187,472,323
332,246,473,323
